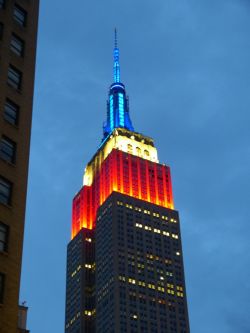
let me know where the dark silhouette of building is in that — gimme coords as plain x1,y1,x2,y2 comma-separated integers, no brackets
65,31,190,333
0,1,39,332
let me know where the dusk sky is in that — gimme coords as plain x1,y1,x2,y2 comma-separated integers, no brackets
20,0,250,332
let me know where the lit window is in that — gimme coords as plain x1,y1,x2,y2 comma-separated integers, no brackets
85,238,92,242
0,136,16,163
10,34,24,56
13,4,27,26
0,272,5,304
172,233,179,239
168,289,175,295
7,65,22,90
0,222,9,252
0,177,12,205
4,99,19,125
85,310,91,316
84,309,95,316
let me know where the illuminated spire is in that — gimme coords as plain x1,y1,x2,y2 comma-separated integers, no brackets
115,27,118,48
102,30,134,141
113,28,120,83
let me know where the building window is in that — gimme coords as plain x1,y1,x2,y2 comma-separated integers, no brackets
0,0,5,9
0,23,3,39
0,136,16,163
0,273,5,304
7,65,22,90
0,222,9,252
4,99,19,125
0,177,12,205
13,4,27,26
10,34,24,56
127,144,133,154
136,147,141,157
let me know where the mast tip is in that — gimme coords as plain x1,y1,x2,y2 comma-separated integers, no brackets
114,28,118,48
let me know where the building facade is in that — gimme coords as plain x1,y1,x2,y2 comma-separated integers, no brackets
18,304,30,333
0,1,39,332
65,33,189,333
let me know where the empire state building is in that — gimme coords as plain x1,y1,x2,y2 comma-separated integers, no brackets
65,31,190,333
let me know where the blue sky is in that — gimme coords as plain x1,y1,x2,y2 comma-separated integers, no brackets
20,0,250,332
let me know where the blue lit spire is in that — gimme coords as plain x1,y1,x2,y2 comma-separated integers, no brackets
103,30,134,140
113,28,120,83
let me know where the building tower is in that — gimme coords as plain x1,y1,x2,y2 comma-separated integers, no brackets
0,1,39,333
65,32,190,333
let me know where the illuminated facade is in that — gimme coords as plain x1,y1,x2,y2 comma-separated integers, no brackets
65,32,190,333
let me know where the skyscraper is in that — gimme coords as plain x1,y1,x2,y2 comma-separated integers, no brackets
0,1,39,332
65,32,190,333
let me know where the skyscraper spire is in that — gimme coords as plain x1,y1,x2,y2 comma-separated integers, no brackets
102,30,134,140
113,28,120,83
114,27,118,48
